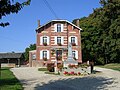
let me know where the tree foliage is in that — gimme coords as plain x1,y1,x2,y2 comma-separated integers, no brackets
0,0,31,27
24,44,36,61
73,0,120,65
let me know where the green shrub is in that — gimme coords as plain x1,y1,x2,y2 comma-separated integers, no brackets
38,68,47,71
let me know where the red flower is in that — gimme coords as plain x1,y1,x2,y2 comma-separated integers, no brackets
70,71,75,75
78,72,81,75
64,71,68,75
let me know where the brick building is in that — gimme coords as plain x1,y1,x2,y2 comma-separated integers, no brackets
29,20,82,67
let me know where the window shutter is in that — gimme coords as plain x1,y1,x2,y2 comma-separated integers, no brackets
54,24,57,32
75,50,78,59
61,36,64,44
61,24,64,32
47,36,49,45
40,50,43,59
54,36,57,44
47,50,49,59
40,36,43,45
69,36,71,43
75,37,78,45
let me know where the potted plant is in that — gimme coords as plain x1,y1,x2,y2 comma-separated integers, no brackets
57,43,62,46
43,57,47,61
51,52,54,55
57,56,62,60
43,42,47,46
72,42,76,46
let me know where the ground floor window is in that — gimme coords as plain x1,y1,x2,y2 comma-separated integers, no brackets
43,51,47,58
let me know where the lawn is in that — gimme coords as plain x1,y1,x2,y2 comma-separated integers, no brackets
98,63,120,71
0,67,23,90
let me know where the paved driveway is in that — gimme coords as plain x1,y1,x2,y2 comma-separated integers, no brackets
11,67,120,90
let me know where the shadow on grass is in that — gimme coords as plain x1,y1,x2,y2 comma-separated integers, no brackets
0,78,21,86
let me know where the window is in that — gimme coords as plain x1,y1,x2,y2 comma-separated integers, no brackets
71,37,75,43
57,24,61,32
32,54,36,60
72,51,76,58
43,51,47,58
43,37,47,43
57,37,61,44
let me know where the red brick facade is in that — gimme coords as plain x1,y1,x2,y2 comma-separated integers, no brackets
29,20,82,67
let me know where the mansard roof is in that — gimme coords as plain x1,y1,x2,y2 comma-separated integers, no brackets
36,19,82,31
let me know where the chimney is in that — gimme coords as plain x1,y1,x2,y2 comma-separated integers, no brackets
76,19,80,27
38,20,40,28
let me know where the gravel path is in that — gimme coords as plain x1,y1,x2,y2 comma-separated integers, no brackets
11,67,120,90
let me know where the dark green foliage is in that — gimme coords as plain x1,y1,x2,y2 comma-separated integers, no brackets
74,0,120,65
0,0,31,27
24,44,36,61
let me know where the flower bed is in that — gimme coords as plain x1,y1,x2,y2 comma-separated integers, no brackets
63,71,81,76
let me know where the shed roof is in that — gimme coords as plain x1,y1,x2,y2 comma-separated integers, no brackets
0,53,23,59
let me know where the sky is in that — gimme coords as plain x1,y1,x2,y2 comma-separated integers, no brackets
0,0,101,53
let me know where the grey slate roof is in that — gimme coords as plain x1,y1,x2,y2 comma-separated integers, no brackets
0,53,23,59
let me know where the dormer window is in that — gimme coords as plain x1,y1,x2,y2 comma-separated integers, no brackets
54,24,63,32
57,24,61,32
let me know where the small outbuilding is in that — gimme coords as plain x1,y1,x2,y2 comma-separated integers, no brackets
0,52,25,67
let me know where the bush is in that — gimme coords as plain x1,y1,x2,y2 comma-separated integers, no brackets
38,68,47,71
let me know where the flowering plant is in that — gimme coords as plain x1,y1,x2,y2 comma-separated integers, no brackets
43,42,47,46
72,42,76,46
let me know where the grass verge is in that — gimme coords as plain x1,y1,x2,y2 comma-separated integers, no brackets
97,63,120,71
38,68,48,71
44,71,60,75
0,67,23,90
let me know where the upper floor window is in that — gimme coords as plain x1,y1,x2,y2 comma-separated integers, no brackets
57,24,61,32
40,36,49,45
43,37,47,43
71,37,75,43
69,36,78,45
57,37,61,44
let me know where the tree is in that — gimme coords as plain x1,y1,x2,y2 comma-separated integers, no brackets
0,0,31,27
74,0,120,65
24,44,36,61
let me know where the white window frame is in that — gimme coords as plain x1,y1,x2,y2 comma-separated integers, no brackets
54,24,63,32
40,36,49,45
43,37,47,43
69,36,78,45
57,37,61,44
40,50,50,59
72,50,78,59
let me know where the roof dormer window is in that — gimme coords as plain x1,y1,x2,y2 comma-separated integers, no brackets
57,24,61,32
54,24,63,32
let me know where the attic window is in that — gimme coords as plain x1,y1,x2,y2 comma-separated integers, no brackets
57,24,61,32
